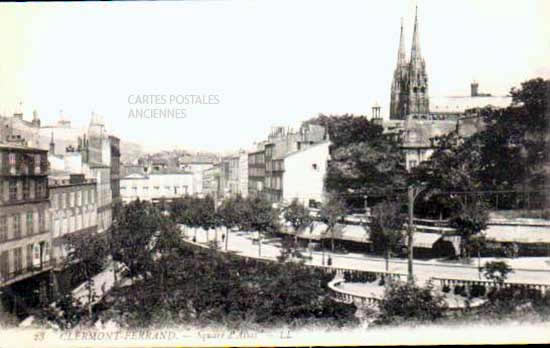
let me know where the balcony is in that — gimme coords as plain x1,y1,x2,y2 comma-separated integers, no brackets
0,258,57,287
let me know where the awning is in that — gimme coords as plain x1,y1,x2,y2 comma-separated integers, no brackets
331,224,371,243
412,232,442,248
281,221,326,241
484,225,550,244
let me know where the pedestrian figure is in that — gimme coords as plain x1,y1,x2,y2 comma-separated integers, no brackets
327,255,332,266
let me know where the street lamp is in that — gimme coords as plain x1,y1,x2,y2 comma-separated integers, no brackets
407,184,427,283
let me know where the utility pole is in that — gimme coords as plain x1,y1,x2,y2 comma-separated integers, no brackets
407,186,415,283
407,185,426,284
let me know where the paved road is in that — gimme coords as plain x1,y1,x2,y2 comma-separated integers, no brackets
183,226,550,285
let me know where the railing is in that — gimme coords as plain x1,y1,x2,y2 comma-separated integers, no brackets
432,276,550,294
0,258,56,287
328,278,381,306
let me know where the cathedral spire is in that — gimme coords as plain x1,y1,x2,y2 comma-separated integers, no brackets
397,17,406,66
411,6,421,61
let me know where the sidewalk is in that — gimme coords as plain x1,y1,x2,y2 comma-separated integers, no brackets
183,226,550,285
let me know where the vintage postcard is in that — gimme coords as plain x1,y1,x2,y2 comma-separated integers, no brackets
0,0,549,346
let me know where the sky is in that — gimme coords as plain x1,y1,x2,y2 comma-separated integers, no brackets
1,0,549,153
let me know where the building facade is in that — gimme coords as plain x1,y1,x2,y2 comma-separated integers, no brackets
248,124,327,202
202,165,221,198
48,174,98,265
109,135,121,217
120,171,194,203
0,143,51,288
248,150,265,197
282,141,330,206
238,151,248,198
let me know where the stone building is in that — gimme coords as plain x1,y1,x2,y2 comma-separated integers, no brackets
0,141,51,288
48,174,97,266
0,105,41,148
109,135,121,217
120,169,194,204
248,124,328,203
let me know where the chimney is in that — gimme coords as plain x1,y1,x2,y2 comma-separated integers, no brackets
471,80,479,97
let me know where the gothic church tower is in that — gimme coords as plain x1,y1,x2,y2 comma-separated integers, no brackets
390,7,429,120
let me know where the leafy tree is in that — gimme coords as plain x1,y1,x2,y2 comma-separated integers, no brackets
319,193,347,252
376,280,447,325
110,199,162,281
412,78,550,215
478,78,550,190
449,199,489,259
368,200,405,272
245,196,280,256
105,241,357,329
482,261,513,285
64,231,109,317
219,194,247,250
284,198,313,250
305,114,408,198
32,293,84,330
199,195,217,242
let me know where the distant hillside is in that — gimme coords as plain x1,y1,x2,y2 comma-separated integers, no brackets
120,140,143,164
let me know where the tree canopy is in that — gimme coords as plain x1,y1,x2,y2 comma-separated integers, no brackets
305,114,408,198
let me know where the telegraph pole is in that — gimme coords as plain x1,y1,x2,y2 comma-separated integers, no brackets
407,184,426,284
407,186,414,283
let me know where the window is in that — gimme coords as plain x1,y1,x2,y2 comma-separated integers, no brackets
8,153,16,166
76,191,81,206
34,154,41,174
0,251,9,279
66,192,70,207
409,160,418,169
33,244,41,263
23,180,30,200
14,248,22,274
36,181,45,199
0,216,7,242
38,212,45,232
58,193,63,208
43,242,50,262
13,214,21,239
26,212,33,236
9,180,17,201
26,244,33,271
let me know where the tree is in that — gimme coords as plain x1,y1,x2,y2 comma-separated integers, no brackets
106,240,357,329
478,78,550,190
199,195,217,242
219,194,246,250
283,198,313,252
305,114,408,199
412,78,550,210
376,280,447,325
64,231,109,317
319,193,347,252
246,196,280,257
482,261,513,285
110,199,162,281
449,199,489,259
368,200,405,272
